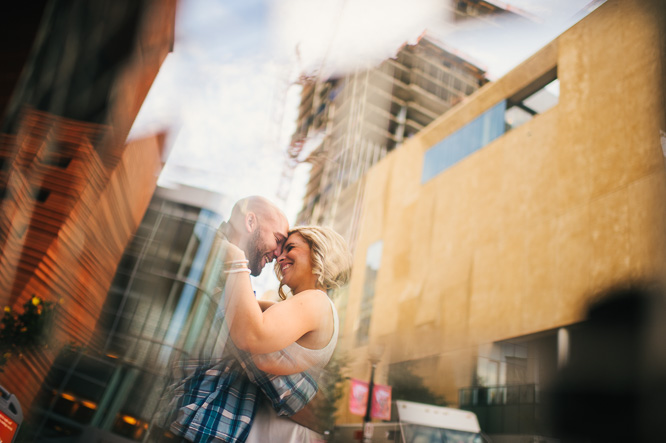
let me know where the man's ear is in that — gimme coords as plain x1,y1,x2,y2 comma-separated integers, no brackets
245,212,257,233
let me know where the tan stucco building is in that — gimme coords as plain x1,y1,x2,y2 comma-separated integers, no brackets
336,0,666,437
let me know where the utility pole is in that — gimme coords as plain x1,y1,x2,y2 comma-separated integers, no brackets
362,345,384,442
362,360,377,442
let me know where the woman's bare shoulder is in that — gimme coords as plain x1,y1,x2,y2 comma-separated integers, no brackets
291,289,330,307
294,288,329,298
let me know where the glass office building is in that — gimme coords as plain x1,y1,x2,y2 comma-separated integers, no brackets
28,187,226,442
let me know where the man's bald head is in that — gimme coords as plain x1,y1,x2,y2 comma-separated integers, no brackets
228,196,289,276
231,196,284,224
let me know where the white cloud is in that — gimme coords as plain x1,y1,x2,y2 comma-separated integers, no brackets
270,0,445,78
131,37,297,205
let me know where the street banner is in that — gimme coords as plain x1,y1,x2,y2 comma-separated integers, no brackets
349,378,368,416
370,384,392,420
349,379,392,420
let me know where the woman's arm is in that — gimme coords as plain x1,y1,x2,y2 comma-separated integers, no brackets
223,244,326,354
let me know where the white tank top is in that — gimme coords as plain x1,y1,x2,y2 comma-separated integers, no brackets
252,292,339,375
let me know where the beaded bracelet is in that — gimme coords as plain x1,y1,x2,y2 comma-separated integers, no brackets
224,268,251,274
225,259,249,265
224,259,249,271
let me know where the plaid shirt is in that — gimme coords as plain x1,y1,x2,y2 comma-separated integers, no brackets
171,345,317,443
166,346,318,443
167,356,258,442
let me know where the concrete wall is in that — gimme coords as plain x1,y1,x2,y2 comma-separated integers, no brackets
337,0,666,422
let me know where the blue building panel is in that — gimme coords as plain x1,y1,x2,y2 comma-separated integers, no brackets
422,101,506,183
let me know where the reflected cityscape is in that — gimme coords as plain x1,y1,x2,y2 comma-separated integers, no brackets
1,1,665,442
29,186,225,441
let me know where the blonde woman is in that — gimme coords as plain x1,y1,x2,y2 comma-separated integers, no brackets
224,226,352,442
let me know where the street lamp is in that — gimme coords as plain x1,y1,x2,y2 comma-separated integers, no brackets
362,344,384,443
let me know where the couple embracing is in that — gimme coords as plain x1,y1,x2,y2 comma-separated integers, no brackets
154,196,352,442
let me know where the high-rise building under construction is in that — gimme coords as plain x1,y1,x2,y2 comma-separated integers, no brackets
291,35,489,247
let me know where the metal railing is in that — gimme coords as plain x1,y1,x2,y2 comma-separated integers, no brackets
458,384,551,437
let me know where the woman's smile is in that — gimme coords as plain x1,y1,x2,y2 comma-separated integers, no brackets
277,232,317,294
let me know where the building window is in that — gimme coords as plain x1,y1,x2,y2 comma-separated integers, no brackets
421,67,559,184
505,77,559,130
459,330,560,435
421,100,506,183
355,240,383,346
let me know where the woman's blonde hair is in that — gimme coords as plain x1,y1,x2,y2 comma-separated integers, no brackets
275,225,353,300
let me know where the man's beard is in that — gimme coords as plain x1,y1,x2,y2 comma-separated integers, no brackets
247,229,266,276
